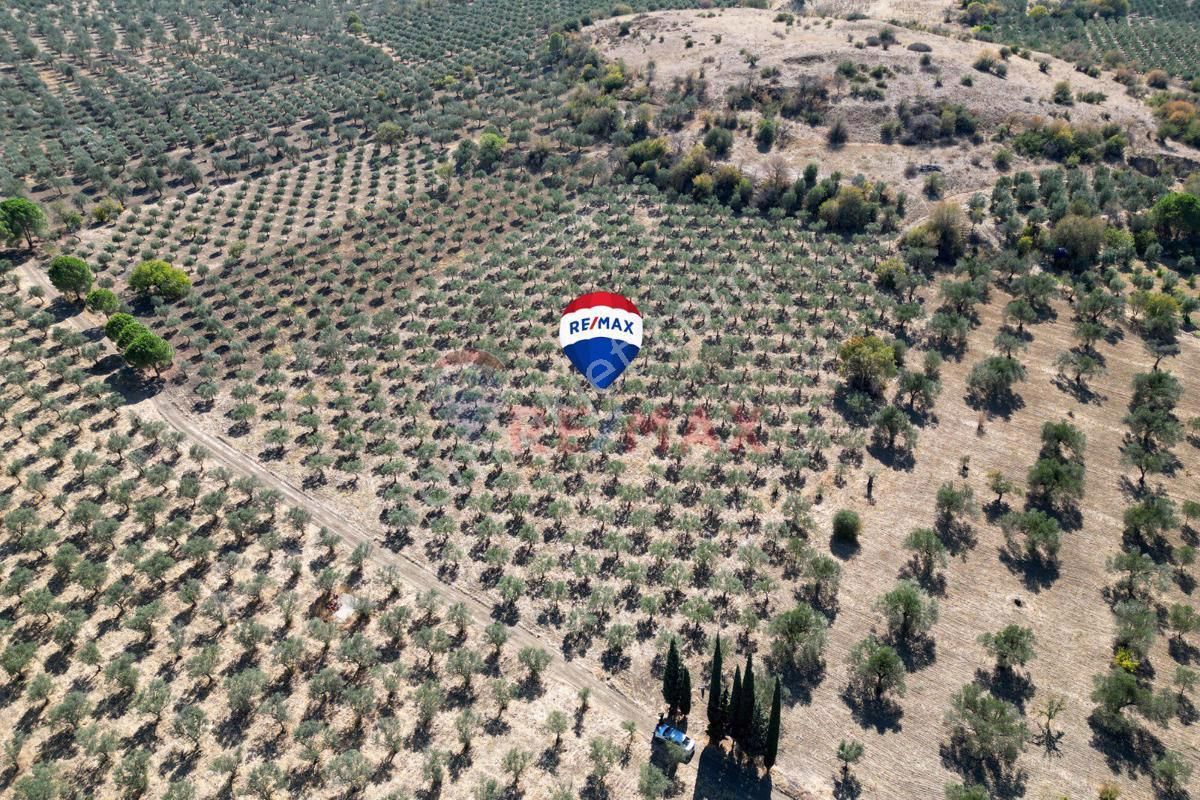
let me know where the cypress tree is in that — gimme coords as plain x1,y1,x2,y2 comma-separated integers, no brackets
735,654,756,747
749,683,768,757
729,665,743,743
765,678,781,770
706,638,724,738
679,667,692,716
663,639,681,715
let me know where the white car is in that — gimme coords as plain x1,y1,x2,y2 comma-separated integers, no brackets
652,723,696,762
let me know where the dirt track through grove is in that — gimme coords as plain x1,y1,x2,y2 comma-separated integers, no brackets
17,259,811,798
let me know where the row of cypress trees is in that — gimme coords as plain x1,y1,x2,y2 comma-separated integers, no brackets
660,637,783,770
662,640,693,718
706,637,782,770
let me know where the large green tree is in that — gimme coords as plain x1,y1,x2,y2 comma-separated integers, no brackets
966,355,1026,404
1000,510,1061,562
47,255,93,300
1048,213,1105,270
871,404,917,452
661,639,690,718
978,625,1036,671
1091,668,1176,730
0,197,47,250
733,654,756,748
85,287,121,316
130,259,191,301
848,637,905,700
838,335,896,395
1152,191,1200,241
875,580,938,641
123,332,174,376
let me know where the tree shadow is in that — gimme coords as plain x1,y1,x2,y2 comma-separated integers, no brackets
1026,496,1083,533
537,745,561,774
935,518,977,557
691,743,772,800
1167,637,1199,666
866,442,916,472
483,716,511,737
413,782,444,800
829,536,860,561
997,548,1060,592
1117,474,1151,505
161,746,201,781
44,649,72,676
36,728,78,762
892,634,937,672
90,353,125,377
599,648,631,674
833,771,862,800
832,384,883,428
517,674,546,701
1087,713,1164,779
974,667,1035,711
1121,528,1174,565
214,710,251,749
42,295,85,324
930,336,968,362
490,600,518,625
841,686,903,733
1051,375,1107,405
984,499,1012,524
898,560,947,597
1032,726,1065,758
939,733,1028,799
101,368,164,405
965,386,1026,421
1177,694,1198,727
777,661,826,707
447,748,472,782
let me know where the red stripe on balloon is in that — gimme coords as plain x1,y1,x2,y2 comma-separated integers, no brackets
562,292,640,317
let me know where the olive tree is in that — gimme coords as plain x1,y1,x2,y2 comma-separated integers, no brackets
875,580,938,641
847,636,906,700
944,683,1028,767
769,602,828,669
978,625,1035,671
1000,510,1061,563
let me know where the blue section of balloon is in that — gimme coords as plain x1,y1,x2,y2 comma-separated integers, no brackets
562,339,640,390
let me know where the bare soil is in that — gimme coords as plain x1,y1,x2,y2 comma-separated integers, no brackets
777,292,1200,799
592,8,1184,217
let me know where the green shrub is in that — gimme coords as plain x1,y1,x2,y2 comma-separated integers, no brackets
833,510,863,544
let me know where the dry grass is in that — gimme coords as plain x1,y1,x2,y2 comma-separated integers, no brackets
592,8,1177,218
786,290,1200,799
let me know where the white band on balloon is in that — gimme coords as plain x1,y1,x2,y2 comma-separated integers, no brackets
559,306,643,348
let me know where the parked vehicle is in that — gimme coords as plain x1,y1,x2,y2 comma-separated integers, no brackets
652,723,696,762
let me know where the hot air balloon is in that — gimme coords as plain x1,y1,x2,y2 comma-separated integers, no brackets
559,292,642,390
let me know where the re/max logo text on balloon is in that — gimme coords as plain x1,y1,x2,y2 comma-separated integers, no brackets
565,317,638,336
